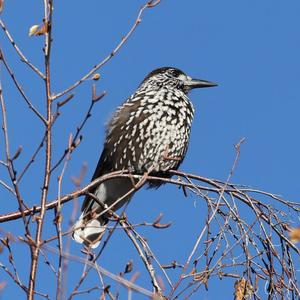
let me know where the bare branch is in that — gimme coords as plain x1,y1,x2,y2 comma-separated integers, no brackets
28,0,54,297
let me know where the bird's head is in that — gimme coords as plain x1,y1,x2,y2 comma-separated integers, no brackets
141,67,217,94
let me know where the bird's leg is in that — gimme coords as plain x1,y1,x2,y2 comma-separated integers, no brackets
128,165,155,189
128,172,138,189
162,145,182,161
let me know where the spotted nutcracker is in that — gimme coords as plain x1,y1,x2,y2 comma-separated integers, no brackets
72,67,217,248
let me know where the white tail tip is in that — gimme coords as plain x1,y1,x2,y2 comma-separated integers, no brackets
72,213,106,249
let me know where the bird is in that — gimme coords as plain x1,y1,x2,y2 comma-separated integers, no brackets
72,67,217,248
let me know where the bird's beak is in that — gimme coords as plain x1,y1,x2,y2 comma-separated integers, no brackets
186,78,218,89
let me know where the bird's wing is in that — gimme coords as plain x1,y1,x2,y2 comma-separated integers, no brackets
81,147,109,212
81,96,146,212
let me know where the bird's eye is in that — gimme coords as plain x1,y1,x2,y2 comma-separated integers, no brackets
169,69,181,77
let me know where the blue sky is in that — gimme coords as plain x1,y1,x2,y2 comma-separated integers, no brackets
1,0,300,299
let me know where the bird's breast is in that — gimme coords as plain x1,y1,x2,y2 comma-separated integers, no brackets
105,91,194,174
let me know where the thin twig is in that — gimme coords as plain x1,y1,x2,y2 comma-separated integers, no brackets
0,50,46,123
0,19,45,79
52,0,161,100
0,69,31,235
0,179,16,195
121,220,162,295
42,245,155,298
17,134,46,183
50,89,106,173
55,153,70,300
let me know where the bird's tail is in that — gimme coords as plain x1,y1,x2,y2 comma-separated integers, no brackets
72,212,106,249
72,178,136,248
